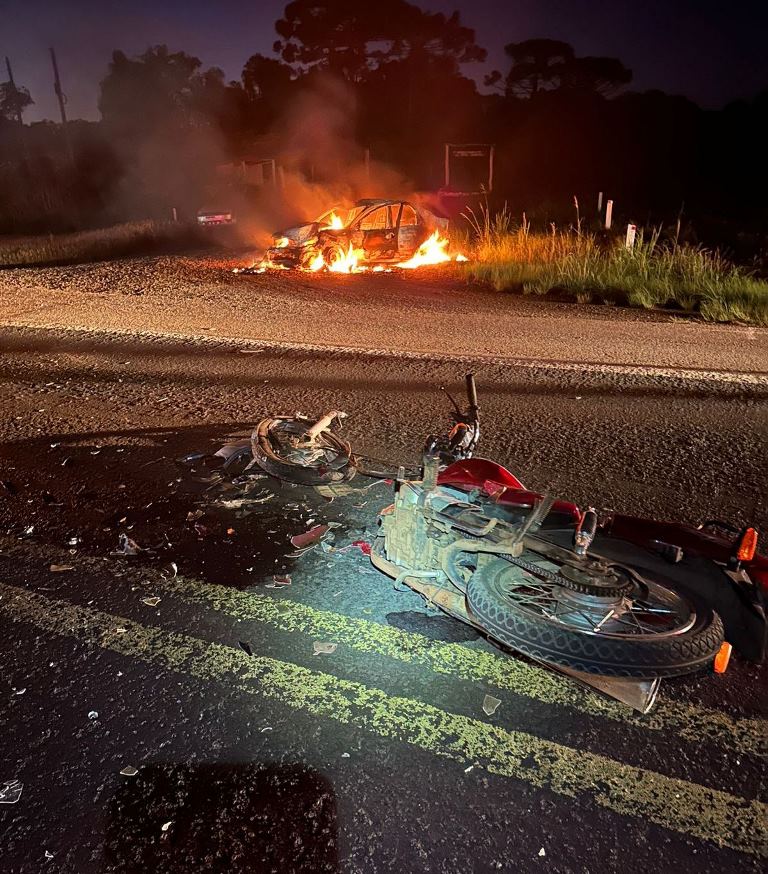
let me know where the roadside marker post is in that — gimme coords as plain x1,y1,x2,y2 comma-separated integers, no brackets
625,223,637,249
605,200,614,230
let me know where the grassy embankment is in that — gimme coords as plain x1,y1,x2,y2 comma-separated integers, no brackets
0,220,207,268
463,207,768,326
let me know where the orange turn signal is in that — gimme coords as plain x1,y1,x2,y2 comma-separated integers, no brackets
714,642,732,674
736,527,758,562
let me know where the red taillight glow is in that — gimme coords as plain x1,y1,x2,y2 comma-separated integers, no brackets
736,527,758,562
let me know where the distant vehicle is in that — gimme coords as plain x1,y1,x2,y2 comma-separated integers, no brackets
196,206,236,227
266,199,447,269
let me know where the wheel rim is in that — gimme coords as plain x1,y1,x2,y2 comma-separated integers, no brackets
492,560,696,640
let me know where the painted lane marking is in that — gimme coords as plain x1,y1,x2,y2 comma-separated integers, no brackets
153,571,766,757
1,583,766,857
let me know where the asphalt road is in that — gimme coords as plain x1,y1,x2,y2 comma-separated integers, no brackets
0,261,767,872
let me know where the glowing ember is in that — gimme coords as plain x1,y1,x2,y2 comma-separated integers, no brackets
396,231,464,269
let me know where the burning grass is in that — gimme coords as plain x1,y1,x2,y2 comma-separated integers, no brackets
0,220,207,268
464,207,768,326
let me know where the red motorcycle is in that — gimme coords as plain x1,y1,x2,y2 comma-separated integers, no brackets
371,375,766,683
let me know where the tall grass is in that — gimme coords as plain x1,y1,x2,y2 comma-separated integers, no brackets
0,220,207,268
463,205,768,326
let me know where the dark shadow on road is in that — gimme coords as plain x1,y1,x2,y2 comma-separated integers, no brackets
102,762,338,873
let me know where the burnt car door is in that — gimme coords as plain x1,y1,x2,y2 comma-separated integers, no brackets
396,202,422,257
357,205,397,260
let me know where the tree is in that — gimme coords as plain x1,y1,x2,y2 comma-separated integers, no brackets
242,53,294,100
0,80,34,123
560,56,632,96
273,0,485,83
98,45,204,135
485,39,574,98
487,39,632,99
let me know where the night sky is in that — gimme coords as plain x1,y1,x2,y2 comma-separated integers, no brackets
3,0,766,122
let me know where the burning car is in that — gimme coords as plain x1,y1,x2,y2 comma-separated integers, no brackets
263,199,459,272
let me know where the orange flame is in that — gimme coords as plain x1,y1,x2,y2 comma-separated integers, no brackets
396,231,465,269
328,243,364,273
320,211,345,230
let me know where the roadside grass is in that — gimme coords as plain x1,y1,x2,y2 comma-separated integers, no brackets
463,206,768,326
0,220,208,268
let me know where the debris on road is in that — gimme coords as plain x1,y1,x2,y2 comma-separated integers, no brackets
161,821,172,832
266,574,291,588
482,695,501,716
290,524,329,549
0,780,23,803
49,564,74,573
88,710,99,720
110,534,143,556
141,597,161,607
119,766,138,777
313,642,337,655
539,848,546,857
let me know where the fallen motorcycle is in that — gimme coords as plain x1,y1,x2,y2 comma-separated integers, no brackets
370,374,766,707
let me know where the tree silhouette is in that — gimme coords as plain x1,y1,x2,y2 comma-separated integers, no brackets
560,56,633,96
99,45,204,135
0,80,34,123
274,0,484,82
486,39,574,98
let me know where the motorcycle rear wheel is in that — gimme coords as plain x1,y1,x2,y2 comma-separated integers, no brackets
466,556,724,677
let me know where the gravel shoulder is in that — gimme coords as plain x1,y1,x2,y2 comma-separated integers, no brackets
1,252,767,373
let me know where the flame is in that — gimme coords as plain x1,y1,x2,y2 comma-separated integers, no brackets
321,211,345,230
328,243,364,273
396,231,465,269
308,252,325,272
274,236,290,248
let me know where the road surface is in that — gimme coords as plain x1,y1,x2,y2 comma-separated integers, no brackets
0,259,766,872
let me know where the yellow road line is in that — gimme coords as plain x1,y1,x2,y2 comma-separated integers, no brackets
1,582,765,857
154,571,766,756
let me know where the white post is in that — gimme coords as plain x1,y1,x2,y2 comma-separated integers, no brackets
625,223,637,249
597,191,603,213
171,207,178,222
605,200,613,230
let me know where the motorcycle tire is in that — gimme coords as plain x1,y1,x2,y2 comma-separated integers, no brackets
466,557,724,678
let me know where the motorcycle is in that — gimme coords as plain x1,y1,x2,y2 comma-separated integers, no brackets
370,374,766,704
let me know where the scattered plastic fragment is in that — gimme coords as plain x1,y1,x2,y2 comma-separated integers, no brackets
290,524,329,549
119,766,138,777
539,848,546,857
22,525,35,536
260,726,273,733
351,540,372,556
341,753,350,758
141,597,161,607
45,850,54,860
114,628,128,634
186,509,204,522
50,564,74,573
110,534,142,556
464,764,474,773
0,780,23,803
313,642,337,655
162,562,178,579
88,711,99,720
13,688,26,695
161,821,172,832
482,695,501,716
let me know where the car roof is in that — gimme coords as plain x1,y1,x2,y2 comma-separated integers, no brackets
354,198,404,207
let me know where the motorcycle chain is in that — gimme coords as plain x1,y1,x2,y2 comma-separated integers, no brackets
500,554,633,598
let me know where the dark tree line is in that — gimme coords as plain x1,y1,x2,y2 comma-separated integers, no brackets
0,0,766,247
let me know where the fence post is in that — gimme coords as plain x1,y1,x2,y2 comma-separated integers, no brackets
605,200,613,230
625,223,637,249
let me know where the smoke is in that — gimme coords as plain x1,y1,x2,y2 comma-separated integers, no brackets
235,75,414,248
